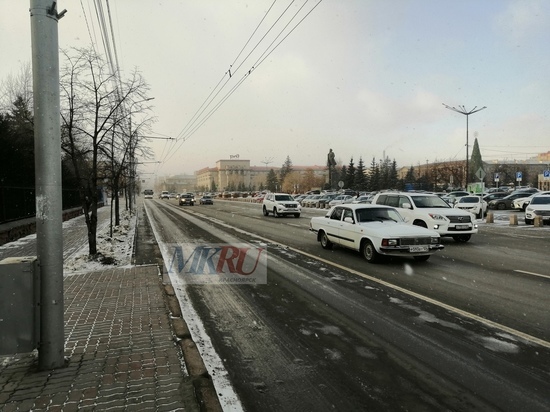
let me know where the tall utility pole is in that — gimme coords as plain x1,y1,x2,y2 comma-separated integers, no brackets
443,103,486,187
30,0,67,370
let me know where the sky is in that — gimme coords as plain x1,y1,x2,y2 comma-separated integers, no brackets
2,0,549,186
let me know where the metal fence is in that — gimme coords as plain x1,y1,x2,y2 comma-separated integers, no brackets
0,186,81,224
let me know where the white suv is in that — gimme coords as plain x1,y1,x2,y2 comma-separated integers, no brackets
262,193,301,218
372,192,478,242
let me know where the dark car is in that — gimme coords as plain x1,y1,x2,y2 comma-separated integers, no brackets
488,192,531,210
199,195,213,205
482,192,508,202
179,194,194,206
317,193,338,208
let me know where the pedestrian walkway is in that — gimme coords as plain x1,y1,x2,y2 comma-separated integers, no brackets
0,208,219,411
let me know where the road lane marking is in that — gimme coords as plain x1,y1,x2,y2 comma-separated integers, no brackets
164,203,550,350
514,269,550,280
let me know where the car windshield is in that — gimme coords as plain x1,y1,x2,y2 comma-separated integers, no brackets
356,207,403,223
275,195,293,201
459,197,479,204
530,197,550,205
410,195,450,208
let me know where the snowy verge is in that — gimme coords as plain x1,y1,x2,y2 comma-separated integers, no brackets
63,209,136,274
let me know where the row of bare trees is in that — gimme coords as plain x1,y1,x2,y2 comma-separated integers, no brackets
1,47,154,257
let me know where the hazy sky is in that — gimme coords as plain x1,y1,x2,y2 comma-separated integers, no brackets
2,0,549,182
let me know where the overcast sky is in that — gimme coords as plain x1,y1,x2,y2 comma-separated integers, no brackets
2,0,549,183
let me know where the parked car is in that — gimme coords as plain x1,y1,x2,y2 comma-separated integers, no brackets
454,196,487,219
512,191,550,211
199,195,214,205
262,193,301,217
371,191,477,242
441,191,470,206
309,204,444,263
352,195,372,204
179,193,194,206
524,195,550,225
303,194,323,208
317,193,339,208
328,195,354,207
482,192,508,203
485,187,507,194
488,192,534,210
299,195,315,206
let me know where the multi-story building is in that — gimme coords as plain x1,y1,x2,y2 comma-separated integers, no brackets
195,159,328,192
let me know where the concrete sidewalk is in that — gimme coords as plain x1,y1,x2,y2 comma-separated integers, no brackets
0,209,220,411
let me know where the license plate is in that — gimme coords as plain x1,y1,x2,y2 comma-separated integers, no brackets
409,245,429,253
455,224,470,230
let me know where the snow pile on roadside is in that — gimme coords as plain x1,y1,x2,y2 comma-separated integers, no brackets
63,210,136,274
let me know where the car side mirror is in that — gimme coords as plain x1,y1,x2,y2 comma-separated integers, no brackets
401,202,412,209
344,217,354,224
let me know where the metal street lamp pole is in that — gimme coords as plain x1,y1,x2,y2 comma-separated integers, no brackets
443,103,486,188
127,97,154,212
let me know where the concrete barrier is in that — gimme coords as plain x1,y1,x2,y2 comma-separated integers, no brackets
534,216,544,227
509,214,518,225
486,212,494,223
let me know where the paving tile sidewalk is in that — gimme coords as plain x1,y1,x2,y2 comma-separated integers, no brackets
0,209,216,411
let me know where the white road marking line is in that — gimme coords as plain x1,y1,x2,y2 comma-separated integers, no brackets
514,269,550,280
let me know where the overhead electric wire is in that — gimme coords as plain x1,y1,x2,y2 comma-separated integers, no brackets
173,0,321,145
173,0,281,143
160,0,323,169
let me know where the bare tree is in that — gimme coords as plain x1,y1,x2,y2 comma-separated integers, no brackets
60,47,152,256
0,62,33,114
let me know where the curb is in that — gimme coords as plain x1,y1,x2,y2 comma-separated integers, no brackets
163,279,223,412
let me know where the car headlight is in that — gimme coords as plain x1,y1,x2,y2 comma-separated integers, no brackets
382,239,399,246
431,236,440,244
428,213,447,221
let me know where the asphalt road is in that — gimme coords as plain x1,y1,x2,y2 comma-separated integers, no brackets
137,198,550,412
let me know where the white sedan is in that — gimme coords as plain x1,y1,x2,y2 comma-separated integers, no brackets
309,204,444,263
328,195,354,207
454,196,487,219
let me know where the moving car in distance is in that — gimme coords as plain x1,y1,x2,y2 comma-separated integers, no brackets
372,191,477,243
454,196,487,219
524,195,550,225
179,193,194,206
160,191,170,199
309,204,443,263
199,195,214,205
262,193,301,218
143,189,154,199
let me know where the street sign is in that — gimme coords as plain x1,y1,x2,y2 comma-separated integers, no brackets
475,167,486,180
494,172,500,182
338,180,344,188
544,170,550,180
516,171,522,182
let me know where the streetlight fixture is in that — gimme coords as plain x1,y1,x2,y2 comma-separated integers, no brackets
443,103,486,187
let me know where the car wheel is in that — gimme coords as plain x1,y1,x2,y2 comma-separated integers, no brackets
413,255,430,262
497,203,506,210
273,207,279,217
294,213,300,218
263,206,269,216
362,240,379,263
525,218,533,225
413,220,428,228
320,231,333,250
476,210,482,219
452,234,471,242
